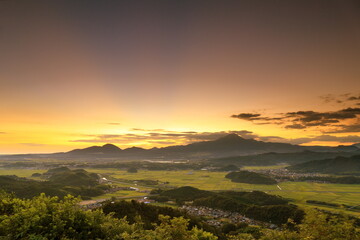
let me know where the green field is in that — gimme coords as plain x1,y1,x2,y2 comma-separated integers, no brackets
86,168,360,216
0,168,46,178
1,167,359,216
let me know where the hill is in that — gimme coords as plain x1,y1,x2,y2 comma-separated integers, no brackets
67,143,122,155
225,171,277,185
287,155,360,174
157,186,215,202
0,168,108,199
48,168,100,186
209,150,360,166
155,186,303,224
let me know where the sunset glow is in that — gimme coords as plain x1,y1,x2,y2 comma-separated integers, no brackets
0,1,359,153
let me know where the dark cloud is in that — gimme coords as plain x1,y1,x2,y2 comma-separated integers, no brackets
286,108,359,123
347,95,360,101
285,124,306,129
231,113,261,120
325,123,360,133
231,113,284,125
320,93,360,104
232,107,360,132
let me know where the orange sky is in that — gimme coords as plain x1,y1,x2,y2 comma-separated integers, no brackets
0,1,359,154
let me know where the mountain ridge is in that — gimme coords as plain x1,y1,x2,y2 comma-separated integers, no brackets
1,134,359,161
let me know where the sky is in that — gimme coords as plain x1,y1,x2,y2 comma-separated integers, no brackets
0,0,360,153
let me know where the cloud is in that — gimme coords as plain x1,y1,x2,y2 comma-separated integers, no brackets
232,107,360,132
231,113,284,125
319,93,360,104
0,132,6,134
283,135,360,145
286,108,359,124
325,123,360,133
231,113,261,120
347,95,360,101
71,130,258,146
70,127,360,148
285,124,306,129
320,94,346,104
20,143,47,147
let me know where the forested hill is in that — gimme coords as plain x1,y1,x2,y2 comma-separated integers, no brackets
153,186,303,225
225,171,277,185
0,168,108,199
287,155,360,174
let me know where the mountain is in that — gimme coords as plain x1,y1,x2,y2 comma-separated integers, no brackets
287,155,360,174
1,134,359,161
155,134,304,158
67,143,122,155
59,134,306,160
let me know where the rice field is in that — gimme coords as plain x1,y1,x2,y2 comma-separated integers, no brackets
86,169,360,216
0,167,359,216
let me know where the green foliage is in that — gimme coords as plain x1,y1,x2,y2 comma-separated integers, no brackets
149,195,170,202
260,210,360,240
0,192,217,240
225,171,277,185
102,200,217,235
127,167,138,173
0,192,132,239
160,186,215,202
220,191,288,206
159,187,303,225
48,169,99,187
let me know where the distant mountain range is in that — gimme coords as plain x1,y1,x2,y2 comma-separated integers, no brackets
1,134,359,161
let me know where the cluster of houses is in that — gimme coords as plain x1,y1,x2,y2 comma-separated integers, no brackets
252,168,324,181
180,205,277,228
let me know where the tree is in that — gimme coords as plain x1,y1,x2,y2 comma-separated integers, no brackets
260,209,360,240
127,167,138,173
0,192,217,240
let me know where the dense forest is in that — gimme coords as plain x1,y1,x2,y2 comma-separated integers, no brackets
153,186,303,225
225,171,277,185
